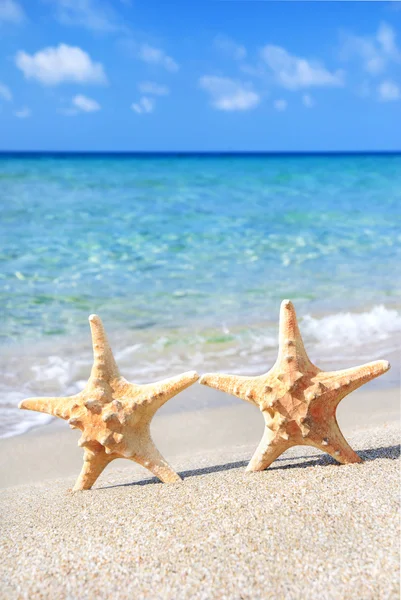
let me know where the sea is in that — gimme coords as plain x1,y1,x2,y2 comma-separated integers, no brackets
1,152,400,438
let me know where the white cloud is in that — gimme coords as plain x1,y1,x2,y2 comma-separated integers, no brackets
340,22,400,76
378,80,400,102
47,0,124,33
0,0,24,23
261,45,344,89
72,94,100,112
214,35,247,61
59,94,101,115
0,82,12,101
199,76,260,111
14,106,31,118
302,93,315,108
138,44,179,72
138,81,169,96
131,96,154,114
15,44,107,85
274,99,287,111
343,38,384,76
377,22,397,56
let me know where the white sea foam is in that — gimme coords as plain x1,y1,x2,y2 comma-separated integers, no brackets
302,305,401,349
0,407,52,439
31,356,72,388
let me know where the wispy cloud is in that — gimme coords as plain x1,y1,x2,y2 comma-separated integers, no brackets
0,0,24,24
73,94,101,111
214,35,247,61
15,44,107,86
340,21,400,76
131,96,154,114
138,81,169,96
199,76,260,111
14,106,31,118
378,80,400,102
261,45,344,89
377,21,398,56
274,99,287,111
59,94,101,115
46,0,124,33
302,93,315,108
0,82,12,101
138,44,179,72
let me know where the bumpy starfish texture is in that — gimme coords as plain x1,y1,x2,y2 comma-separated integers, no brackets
19,315,199,491
200,300,390,472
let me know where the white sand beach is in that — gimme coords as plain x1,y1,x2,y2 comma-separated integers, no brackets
0,387,399,599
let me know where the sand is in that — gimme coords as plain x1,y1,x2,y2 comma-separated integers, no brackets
0,387,400,599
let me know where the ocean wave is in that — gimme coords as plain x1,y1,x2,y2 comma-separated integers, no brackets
302,304,401,349
0,401,52,439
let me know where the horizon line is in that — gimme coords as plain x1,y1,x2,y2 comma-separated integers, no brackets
0,150,400,157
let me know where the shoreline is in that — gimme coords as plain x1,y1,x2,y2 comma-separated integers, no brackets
1,337,399,441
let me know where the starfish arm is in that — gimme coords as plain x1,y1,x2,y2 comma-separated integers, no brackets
18,393,81,420
130,434,182,483
73,446,115,491
246,427,289,472
88,314,120,381
308,418,363,465
199,372,259,405
141,370,199,416
276,299,312,369
324,360,390,403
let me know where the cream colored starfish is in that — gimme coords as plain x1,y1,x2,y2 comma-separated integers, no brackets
19,315,199,491
200,300,390,471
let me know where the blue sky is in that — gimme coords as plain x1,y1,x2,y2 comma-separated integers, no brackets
0,0,400,151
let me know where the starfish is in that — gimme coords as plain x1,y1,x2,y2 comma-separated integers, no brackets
19,315,199,491
200,300,390,472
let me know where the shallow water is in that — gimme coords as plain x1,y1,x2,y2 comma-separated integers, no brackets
1,153,400,436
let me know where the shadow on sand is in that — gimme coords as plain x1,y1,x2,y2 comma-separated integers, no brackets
98,443,400,491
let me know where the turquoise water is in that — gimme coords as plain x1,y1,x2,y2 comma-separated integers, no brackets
1,153,400,436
